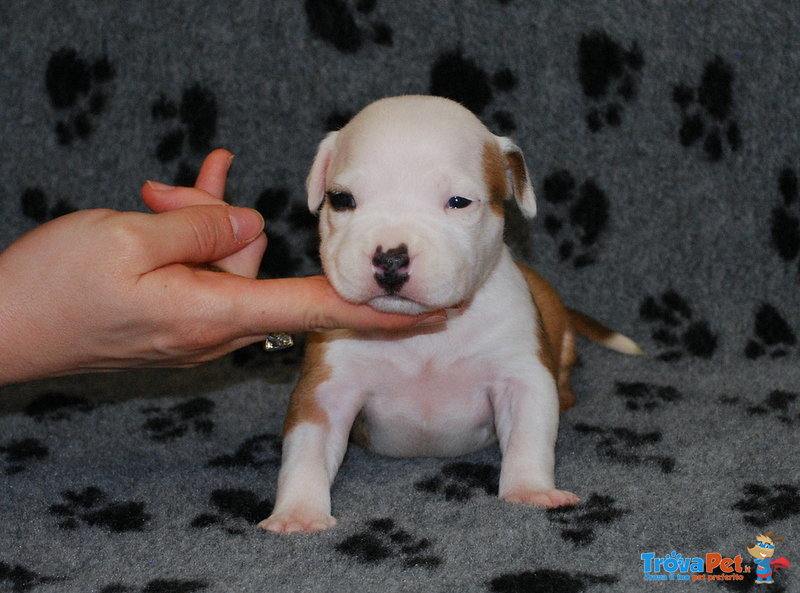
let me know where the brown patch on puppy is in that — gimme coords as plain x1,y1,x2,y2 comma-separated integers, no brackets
516,263,577,411
483,140,509,216
283,332,331,433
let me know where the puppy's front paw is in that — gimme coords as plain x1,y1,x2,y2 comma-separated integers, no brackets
258,509,337,534
502,488,580,509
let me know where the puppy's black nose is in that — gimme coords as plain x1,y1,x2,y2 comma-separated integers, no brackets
373,244,409,294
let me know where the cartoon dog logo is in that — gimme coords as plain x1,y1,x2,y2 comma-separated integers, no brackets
747,531,791,585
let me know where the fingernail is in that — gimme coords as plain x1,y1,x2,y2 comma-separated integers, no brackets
146,180,174,191
415,312,448,327
229,207,264,242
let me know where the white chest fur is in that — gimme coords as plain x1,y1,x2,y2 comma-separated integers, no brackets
315,249,546,457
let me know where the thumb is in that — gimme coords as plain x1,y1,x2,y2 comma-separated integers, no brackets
141,204,264,269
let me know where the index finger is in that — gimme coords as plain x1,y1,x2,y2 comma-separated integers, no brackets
205,274,446,334
141,149,233,213
194,148,235,199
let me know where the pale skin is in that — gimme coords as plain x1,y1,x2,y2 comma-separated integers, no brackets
0,149,443,386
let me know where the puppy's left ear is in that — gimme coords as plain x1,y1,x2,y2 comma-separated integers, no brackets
495,136,537,218
306,131,339,212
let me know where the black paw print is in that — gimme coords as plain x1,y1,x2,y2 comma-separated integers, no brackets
615,382,682,411
732,484,800,527
207,433,282,470
673,56,741,162
547,493,628,546
49,487,151,532
414,462,498,502
0,438,48,476
430,50,519,134
745,303,797,359
19,187,77,224
305,0,392,54
253,186,317,278
541,170,609,268
336,518,442,569
324,109,355,131
0,561,61,592
140,397,214,442
191,489,273,535
573,423,675,473
719,391,792,422
770,167,800,275
151,85,217,185
639,290,718,361
98,579,209,593
489,569,618,593
24,392,97,422
578,30,643,132
742,390,799,425
45,47,115,145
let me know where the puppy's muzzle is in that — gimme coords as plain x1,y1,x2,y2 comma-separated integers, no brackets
372,244,409,294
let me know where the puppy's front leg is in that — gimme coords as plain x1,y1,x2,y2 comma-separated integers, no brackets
259,379,360,534
258,423,338,533
491,367,580,509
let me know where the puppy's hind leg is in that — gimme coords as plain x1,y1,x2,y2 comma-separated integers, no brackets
557,329,578,412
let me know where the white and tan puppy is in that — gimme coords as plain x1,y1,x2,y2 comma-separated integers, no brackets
260,95,641,534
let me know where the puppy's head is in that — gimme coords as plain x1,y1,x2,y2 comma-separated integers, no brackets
307,95,536,314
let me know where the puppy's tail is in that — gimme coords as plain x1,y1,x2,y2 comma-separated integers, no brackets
568,309,645,356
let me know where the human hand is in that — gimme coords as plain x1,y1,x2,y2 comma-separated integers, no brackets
0,150,443,385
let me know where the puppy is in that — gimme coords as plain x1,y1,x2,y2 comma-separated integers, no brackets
260,95,641,534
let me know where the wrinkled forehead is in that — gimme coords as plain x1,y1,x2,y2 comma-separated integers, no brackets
329,99,493,186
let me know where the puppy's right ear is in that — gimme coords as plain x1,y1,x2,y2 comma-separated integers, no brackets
306,131,339,212
495,136,537,219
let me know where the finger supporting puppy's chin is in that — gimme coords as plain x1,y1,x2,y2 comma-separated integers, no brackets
367,296,436,315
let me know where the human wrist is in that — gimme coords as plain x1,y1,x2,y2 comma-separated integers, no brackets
0,265,75,385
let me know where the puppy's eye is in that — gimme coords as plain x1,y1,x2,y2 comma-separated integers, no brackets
327,191,357,211
447,196,473,209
